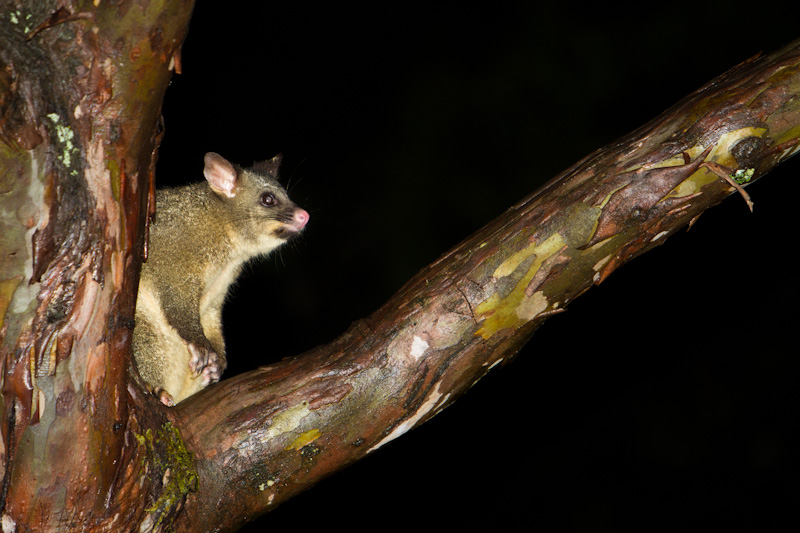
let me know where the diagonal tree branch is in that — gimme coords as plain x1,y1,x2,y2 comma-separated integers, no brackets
172,39,800,532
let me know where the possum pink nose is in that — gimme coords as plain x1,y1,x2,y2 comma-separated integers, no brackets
294,209,309,230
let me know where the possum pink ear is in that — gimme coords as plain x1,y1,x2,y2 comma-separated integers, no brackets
203,152,239,198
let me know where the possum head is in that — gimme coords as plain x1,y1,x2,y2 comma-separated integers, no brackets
202,152,309,254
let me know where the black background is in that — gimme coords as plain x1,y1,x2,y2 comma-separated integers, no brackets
157,3,800,531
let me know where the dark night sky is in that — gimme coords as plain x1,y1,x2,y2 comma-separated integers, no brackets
156,4,800,531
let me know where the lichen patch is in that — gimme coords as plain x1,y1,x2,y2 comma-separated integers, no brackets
265,402,311,440
476,232,564,339
493,240,538,279
285,429,321,451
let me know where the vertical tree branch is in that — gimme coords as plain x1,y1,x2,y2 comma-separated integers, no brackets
1,1,193,529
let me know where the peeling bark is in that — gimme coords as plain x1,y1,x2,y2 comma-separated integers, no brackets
173,40,800,531
1,1,193,530
0,1,799,531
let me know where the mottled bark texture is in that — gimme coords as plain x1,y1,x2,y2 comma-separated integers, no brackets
1,2,799,532
173,41,800,531
0,1,194,531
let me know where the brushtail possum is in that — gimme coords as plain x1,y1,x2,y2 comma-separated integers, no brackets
133,152,309,405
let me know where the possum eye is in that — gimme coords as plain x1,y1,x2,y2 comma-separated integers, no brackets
260,192,277,207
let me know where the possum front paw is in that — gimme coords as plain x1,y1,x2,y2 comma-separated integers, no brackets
187,343,225,386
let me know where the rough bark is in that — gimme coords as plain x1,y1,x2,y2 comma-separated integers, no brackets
0,0,194,530
1,2,799,532
173,40,800,531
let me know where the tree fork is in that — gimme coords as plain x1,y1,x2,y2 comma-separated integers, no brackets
0,2,799,531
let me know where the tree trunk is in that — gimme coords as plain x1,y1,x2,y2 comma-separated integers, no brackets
0,1,194,530
1,2,800,531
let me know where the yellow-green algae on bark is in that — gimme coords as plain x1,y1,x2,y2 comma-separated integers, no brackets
136,422,198,520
